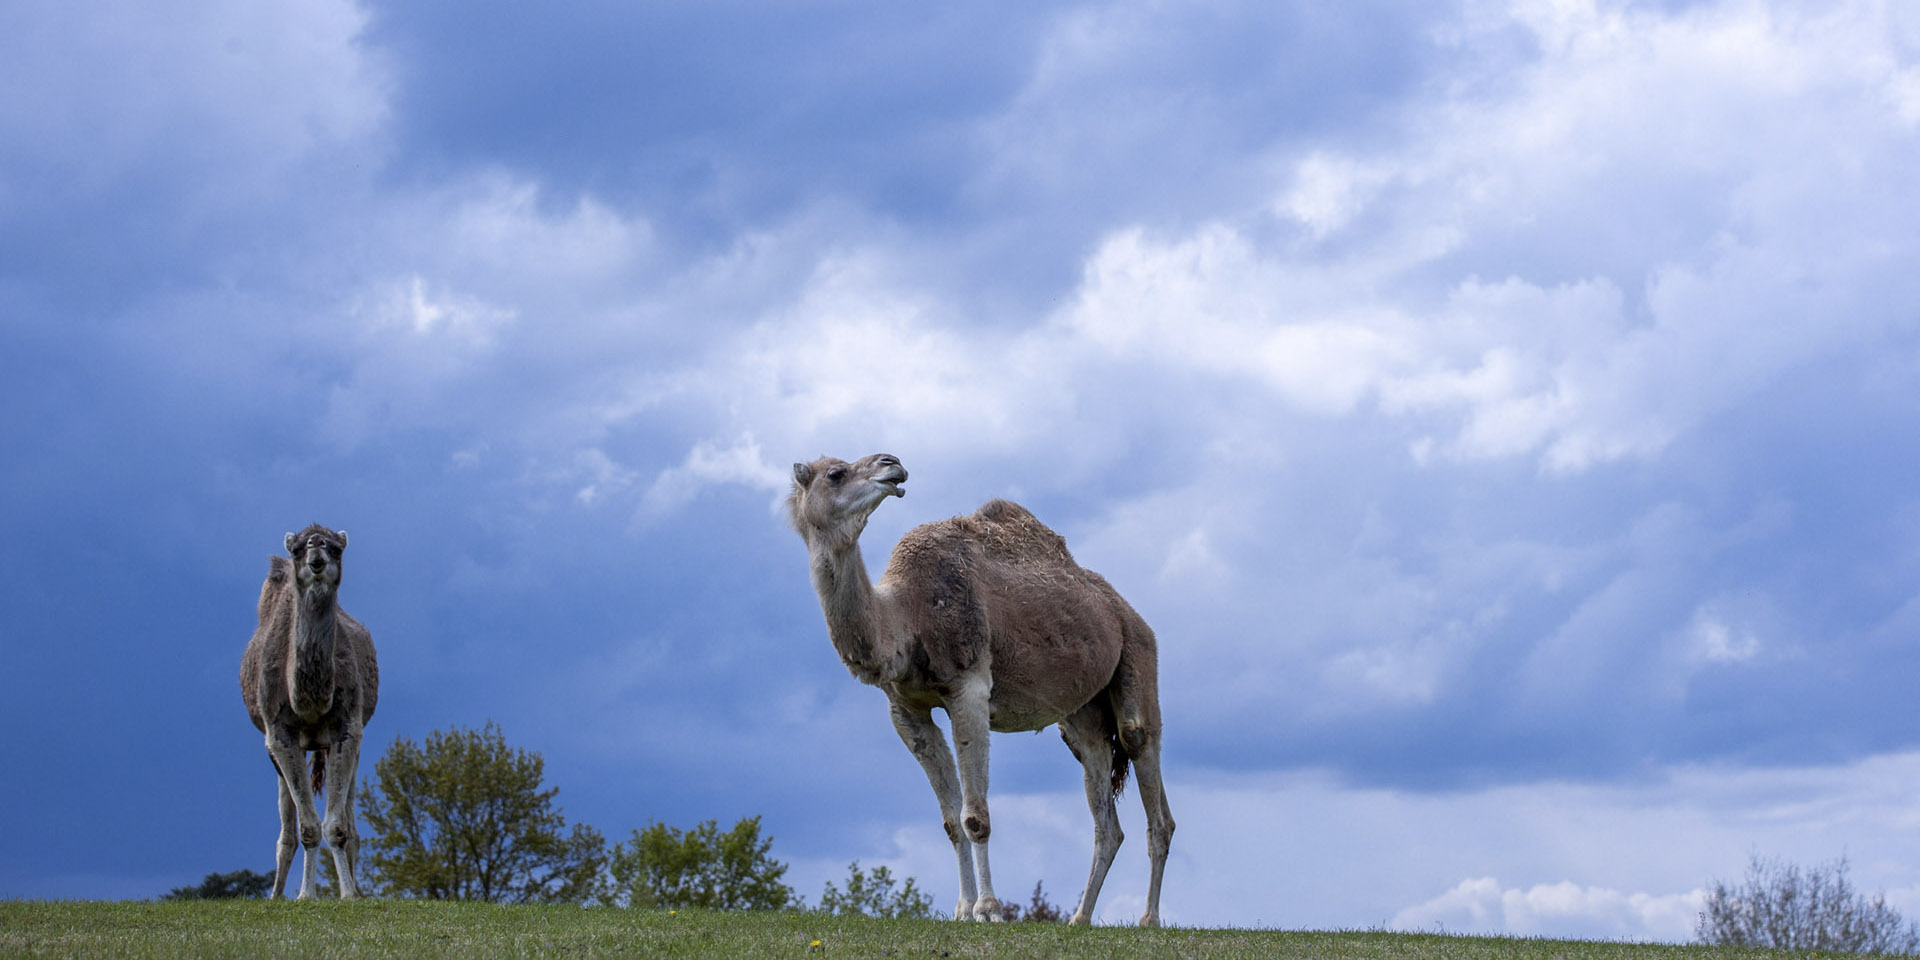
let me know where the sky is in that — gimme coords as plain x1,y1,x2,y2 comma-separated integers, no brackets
4,0,1920,940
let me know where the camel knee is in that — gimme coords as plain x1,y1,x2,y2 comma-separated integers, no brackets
298,822,321,849
942,818,964,846
1118,720,1157,758
960,794,991,842
325,819,355,851
962,807,990,844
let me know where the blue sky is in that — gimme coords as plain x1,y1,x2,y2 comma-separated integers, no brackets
5,0,1920,938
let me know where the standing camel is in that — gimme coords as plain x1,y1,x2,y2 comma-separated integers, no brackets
787,454,1174,925
239,524,379,899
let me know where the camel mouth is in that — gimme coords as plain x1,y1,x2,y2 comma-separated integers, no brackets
876,478,905,498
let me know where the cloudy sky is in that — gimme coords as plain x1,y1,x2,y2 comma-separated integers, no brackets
6,0,1920,939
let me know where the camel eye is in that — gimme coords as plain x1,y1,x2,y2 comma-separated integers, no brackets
827,468,847,484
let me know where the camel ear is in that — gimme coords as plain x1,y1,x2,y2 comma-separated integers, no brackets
335,530,348,550
792,462,815,487
284,532,298,554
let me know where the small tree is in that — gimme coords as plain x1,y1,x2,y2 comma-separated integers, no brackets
1697,855,1920,954
609,816,795,910
162,869,272,900
816,860,935,919
1021,880,1065,922
359,722,609,903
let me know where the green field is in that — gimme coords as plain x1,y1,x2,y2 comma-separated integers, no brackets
0,900,1812,960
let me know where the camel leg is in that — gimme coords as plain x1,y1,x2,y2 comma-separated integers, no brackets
1058,702,1125,925
945,676,1002,921
264,731,322,900
323,733,363,898
889,698,979,920
271,764,297,899
1124,726,1175,927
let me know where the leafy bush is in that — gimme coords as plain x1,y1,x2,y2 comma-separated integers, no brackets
1017,880,1067,922
609,816,795,910
161,869,272,900
358,722,608,903
816,860,935,919
1697,854,1920,954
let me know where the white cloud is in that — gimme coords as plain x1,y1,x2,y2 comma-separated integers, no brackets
1059,225,1411,415
1032,0,1920,478
640,434,785,516
1392,877,1703,942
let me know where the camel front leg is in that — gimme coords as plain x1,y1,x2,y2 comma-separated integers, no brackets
323,732,363,898
888,699,978,920
945,675,1002,921
271,765,297,899
264,730,322,900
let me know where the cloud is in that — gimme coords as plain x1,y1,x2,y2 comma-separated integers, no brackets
640,434,785,517
1392,878,1703,942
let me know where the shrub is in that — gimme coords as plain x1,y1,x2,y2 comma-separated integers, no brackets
609,816,795,910
1697,854,1920,954
816,861,934,919
161,869,272,900
358,722,608,903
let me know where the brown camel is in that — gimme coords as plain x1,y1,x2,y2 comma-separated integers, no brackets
788,454,1174,925
239,524,379,899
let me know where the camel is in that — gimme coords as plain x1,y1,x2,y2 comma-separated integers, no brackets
787,454,1174,925
239,524,379,899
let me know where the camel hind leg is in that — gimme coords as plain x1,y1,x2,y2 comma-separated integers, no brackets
1124,726,1174,926
1058,699,1124,925
1111,621,1174,927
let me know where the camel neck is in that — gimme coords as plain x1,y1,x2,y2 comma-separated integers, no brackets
290,587,338,717
809,538,894,684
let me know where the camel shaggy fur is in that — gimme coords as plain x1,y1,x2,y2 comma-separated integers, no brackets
239,524,379,899
788,454,1174,925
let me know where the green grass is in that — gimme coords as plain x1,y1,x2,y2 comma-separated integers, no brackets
0,900,1816,960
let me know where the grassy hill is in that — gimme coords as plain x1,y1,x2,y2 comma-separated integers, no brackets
0,900,1797,960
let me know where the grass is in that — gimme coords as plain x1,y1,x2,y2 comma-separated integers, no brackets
0,900,1820,960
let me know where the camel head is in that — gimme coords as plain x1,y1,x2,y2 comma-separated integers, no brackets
788,453,907,549
285,524,348,595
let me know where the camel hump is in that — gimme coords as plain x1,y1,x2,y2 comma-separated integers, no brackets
970,498,1076,566
973,498,1033,524
257,555,293,623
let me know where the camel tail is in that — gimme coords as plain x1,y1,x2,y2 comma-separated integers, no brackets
310,751,326,798
1110,735,1129,799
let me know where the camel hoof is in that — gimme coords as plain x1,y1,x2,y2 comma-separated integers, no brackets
974,897,1004,922
1068,912,1092,926
1138,914,1161,928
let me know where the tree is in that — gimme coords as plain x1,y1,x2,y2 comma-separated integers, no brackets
358,722,609,903
816,861,935,919
1020,880,1065,922
162,869,272,900
1698,854,1920,954
609,816,795,910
